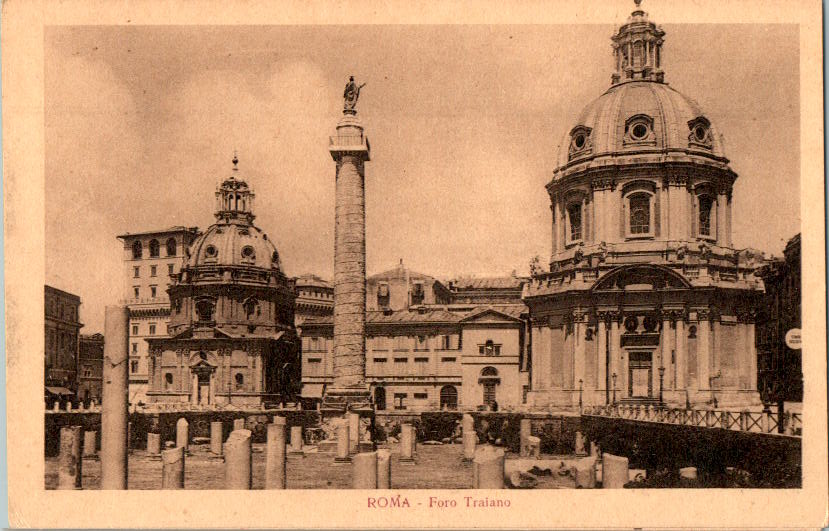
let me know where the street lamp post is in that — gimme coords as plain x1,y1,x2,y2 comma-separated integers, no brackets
612,372,617,405
658,366,665,404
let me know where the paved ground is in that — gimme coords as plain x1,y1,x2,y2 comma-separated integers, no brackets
45,442,577,490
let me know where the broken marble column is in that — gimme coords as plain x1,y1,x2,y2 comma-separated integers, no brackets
52,401,60,412
527,435,541,458
348,412,360,454
147,432,161,455
400,424,415,463
519,418,531,457
472,445,505,489
83,430,97,458
100,305,129,490
265,420,287,489
161,446,184,489
679,466,698,480
289,425,303,455
352,451,378,489
462,432,477,461
376,448,391,489
176,418,189,451
224,429,252,489
210,421,223,456
602,453,629,488
575,431,587,456
335,419,351,463
233,417,246,431
573,456,597,488
590,441,599,457
57,426,83,489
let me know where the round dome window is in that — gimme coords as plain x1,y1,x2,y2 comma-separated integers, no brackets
631,123,649,140
694,125,707,142
573,134,586,149
241,246,256,259
204,245,218,258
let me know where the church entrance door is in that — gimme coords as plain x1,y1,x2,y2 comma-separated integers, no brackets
198,371,211,405
628,351,653,398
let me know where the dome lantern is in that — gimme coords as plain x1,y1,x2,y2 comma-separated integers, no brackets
611,0,666,85
214,153,256,223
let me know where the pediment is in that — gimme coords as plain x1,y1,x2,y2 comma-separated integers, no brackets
461,308,522,324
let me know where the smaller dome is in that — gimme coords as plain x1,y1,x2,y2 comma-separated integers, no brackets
185,222,281,271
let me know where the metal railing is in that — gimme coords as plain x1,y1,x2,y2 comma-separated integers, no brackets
583,404,802,437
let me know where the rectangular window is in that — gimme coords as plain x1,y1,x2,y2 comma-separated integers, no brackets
629,193,651,235
567,203,582,242
168,263,175,275
373,357,387,363
131,342,137,354
133,286,140,298
83,366,92,378
150,285,157,298
411,282,425,304
150,265,157,277
132,325,139,336
414,357,428,363
133,266,140,278
394,393,407,410
308,358,322,363
414,336,430,351
394,336,410,351
414,393,428,400
149,323,156,335
372,336,389,351
441,357,457,363
439,335,452,350
130,360,138,373
394,357,407,363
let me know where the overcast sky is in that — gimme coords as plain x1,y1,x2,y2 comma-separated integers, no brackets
45,20,799,333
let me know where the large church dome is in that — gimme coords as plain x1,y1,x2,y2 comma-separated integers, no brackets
553,4,731,181
554,80,729,174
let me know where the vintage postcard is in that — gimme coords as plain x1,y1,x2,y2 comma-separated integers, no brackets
4,0,827,528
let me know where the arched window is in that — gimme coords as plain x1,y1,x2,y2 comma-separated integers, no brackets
149,239,160,258
132,240,143,259
164,373,173,390
235,373,244,390
626,192,653,237
440,385,458,410
166,238,177,257
697,195,714,237
566,202,582,243
481,366,499,378
195,299,215,322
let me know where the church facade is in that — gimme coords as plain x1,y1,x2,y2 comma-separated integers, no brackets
523,4,764,410
146,158,300,407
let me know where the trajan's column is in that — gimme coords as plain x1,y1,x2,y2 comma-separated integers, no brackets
323,76,372,413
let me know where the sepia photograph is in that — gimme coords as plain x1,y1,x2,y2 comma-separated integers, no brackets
4,0,827,528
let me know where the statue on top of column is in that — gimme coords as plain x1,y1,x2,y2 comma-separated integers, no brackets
343,75,366,113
